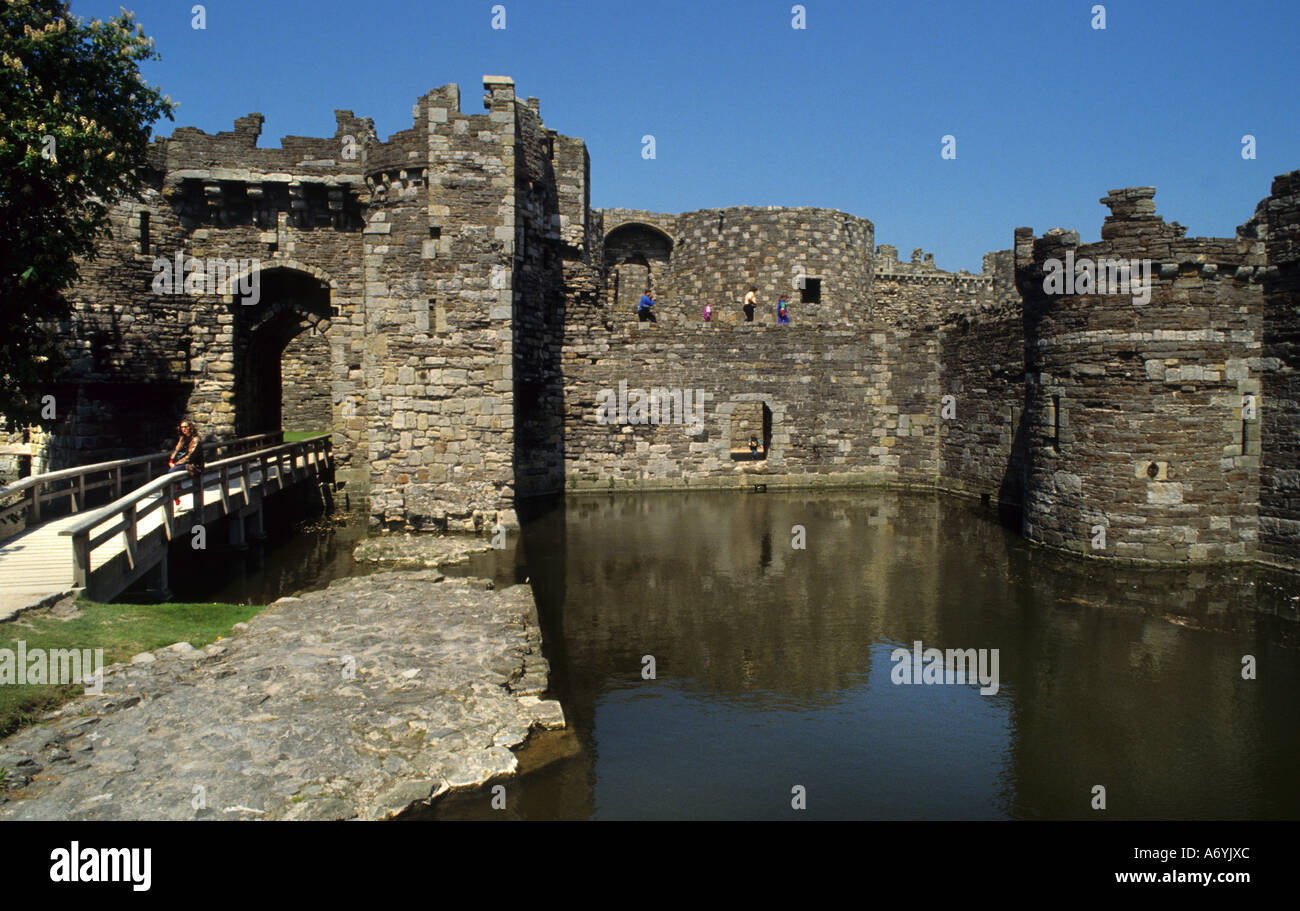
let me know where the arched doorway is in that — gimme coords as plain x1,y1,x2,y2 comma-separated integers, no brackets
604,222,673,316
232,267,333,437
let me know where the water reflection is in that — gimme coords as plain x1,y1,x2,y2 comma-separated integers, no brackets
439,490,1299,820
167,501,374,606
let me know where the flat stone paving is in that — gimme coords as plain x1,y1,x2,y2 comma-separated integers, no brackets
0,569,563,820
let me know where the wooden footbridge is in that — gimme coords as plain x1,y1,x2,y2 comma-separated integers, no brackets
0,433,333,615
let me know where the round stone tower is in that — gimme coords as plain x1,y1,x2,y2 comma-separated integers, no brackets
1016,188,1266,563
662,206,874,327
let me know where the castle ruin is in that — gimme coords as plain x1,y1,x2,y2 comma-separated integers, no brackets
9,77,1299,570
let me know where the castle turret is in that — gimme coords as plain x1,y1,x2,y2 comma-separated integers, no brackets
1017,188,1266,562
1259,170,1300,569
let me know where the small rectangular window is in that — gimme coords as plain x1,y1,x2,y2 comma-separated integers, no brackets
800,277,821,304
1051,394,1062,452
139,211,150,254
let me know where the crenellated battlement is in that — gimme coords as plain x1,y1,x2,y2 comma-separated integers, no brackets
1016,188,1269,306
870,243,1016,329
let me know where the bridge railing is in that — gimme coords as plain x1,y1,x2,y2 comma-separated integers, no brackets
58,434,330,590
0,431,284,534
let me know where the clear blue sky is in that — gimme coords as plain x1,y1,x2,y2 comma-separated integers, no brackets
73,0,1300,272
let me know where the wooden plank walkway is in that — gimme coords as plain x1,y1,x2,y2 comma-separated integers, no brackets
0,454,311,620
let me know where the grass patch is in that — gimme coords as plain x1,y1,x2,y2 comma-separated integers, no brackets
0,599,264,738
283,430,329,443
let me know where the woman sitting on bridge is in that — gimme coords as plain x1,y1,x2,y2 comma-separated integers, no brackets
169,419,205,484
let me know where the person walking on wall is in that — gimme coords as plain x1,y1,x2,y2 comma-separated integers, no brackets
777,295,790,325
704,302,712,322
743,285,757,322
638,290,657,322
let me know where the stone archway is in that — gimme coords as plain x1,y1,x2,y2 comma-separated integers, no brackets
604,222,674,317
230,267,333,437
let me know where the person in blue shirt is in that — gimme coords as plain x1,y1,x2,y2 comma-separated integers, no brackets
638,291,657,322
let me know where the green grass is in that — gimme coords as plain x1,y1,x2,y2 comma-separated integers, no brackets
282,430,329,443
0,599,264,738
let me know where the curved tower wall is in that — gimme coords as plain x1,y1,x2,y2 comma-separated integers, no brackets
598,206,874,328
1017,189,1266,562
1260,170,1300,569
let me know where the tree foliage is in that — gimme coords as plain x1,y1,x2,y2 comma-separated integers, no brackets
0,0,173,426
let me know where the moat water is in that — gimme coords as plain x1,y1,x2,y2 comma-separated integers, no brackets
172,488,1300,820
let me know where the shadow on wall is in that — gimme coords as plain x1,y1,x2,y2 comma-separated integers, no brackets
46,380,194,470
512,165,568,509
998,404,1028,531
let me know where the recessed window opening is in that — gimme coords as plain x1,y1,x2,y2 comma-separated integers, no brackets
730,402,772,461
1052,394,1061,452
800,277,821,304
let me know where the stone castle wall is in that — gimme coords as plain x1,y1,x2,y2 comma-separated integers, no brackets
559,206,1024,510
16,76,1300,569
556,315,1024,514
1259,171,1300,568
936,308,1027,508
1015,188,1268,563
560,325,944,491
280,326,332,433
362,79,525,531
510,95,569,503
154,107,370,458
47,107,372,471
598,207,874,328
36,78,574,532
872,244,1018,328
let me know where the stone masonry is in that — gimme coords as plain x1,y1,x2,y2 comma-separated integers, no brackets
16,77,1300,569
0,572,564,820
1016,189,1268,563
